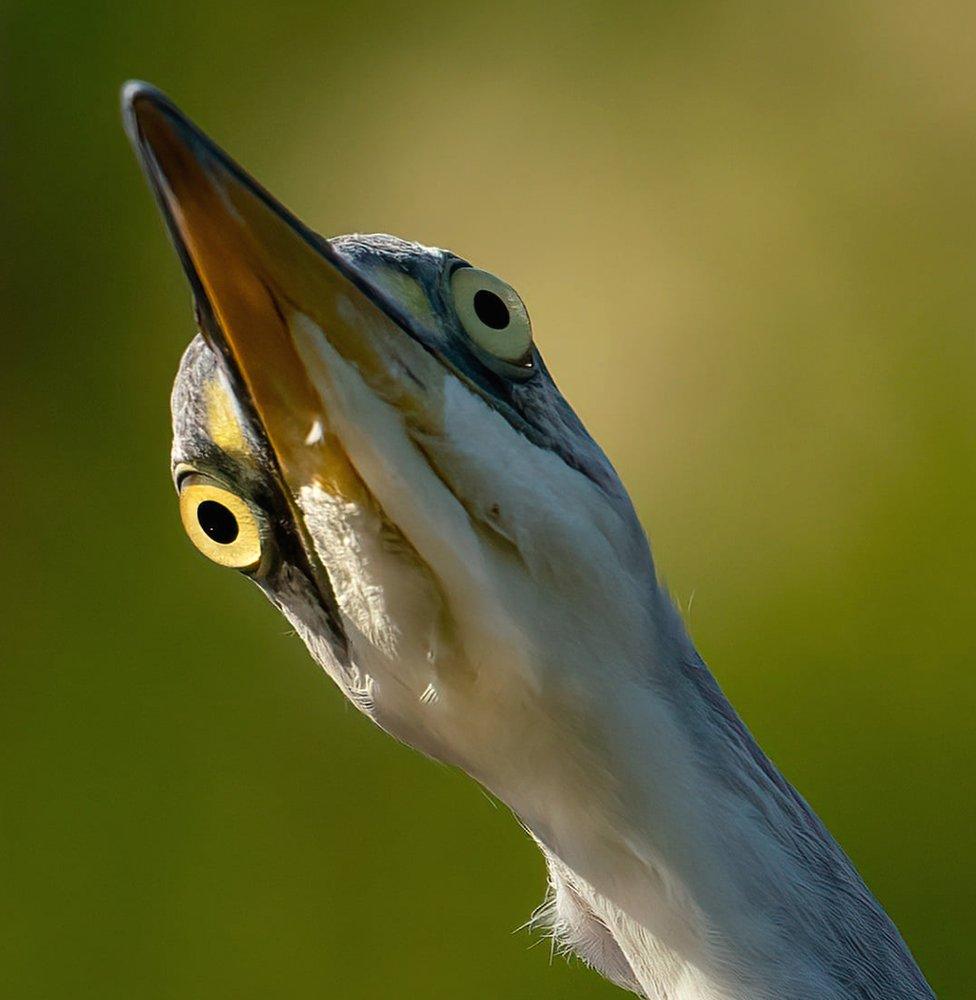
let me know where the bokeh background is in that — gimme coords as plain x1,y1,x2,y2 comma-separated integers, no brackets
3,2,974,997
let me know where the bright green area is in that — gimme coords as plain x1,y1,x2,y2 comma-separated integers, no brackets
2,3,973,996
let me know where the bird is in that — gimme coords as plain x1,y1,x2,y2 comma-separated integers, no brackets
122,81,935,1000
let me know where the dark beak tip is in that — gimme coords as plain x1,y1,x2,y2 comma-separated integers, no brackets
120,79,169,117
120,81,191,153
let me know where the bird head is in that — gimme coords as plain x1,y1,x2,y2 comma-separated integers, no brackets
123,82,660,793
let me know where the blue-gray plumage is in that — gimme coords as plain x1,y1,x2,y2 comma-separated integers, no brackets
126,82,934,999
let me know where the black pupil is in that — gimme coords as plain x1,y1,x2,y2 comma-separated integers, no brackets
197,500,239,544
473,289,510,330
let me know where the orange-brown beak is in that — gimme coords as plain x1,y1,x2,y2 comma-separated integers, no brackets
122,80,432,504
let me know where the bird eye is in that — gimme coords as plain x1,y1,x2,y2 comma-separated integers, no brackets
450,267,533,367
178,476,266,572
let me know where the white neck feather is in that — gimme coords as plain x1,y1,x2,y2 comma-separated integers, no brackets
513,592,931,999
288,324,931,999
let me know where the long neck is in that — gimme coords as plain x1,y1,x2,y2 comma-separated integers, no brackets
517,593,933,1000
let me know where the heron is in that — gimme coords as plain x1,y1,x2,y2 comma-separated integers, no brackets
122,82,934,999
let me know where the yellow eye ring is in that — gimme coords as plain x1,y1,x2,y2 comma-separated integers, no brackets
178,477,266,572
450,267,532,365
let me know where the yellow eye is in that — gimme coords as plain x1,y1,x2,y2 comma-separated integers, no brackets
450,267,532,366
178,477,265,572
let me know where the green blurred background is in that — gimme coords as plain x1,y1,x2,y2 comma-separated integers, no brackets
3,2,974,996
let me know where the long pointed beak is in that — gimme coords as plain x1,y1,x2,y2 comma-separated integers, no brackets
122,80,451,657
121,80,419,503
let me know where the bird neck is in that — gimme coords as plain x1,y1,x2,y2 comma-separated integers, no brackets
511,590,932,1000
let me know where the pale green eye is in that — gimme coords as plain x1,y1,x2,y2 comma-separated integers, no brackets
450,267,533,365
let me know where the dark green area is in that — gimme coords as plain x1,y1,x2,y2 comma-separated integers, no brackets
2,2,972,996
